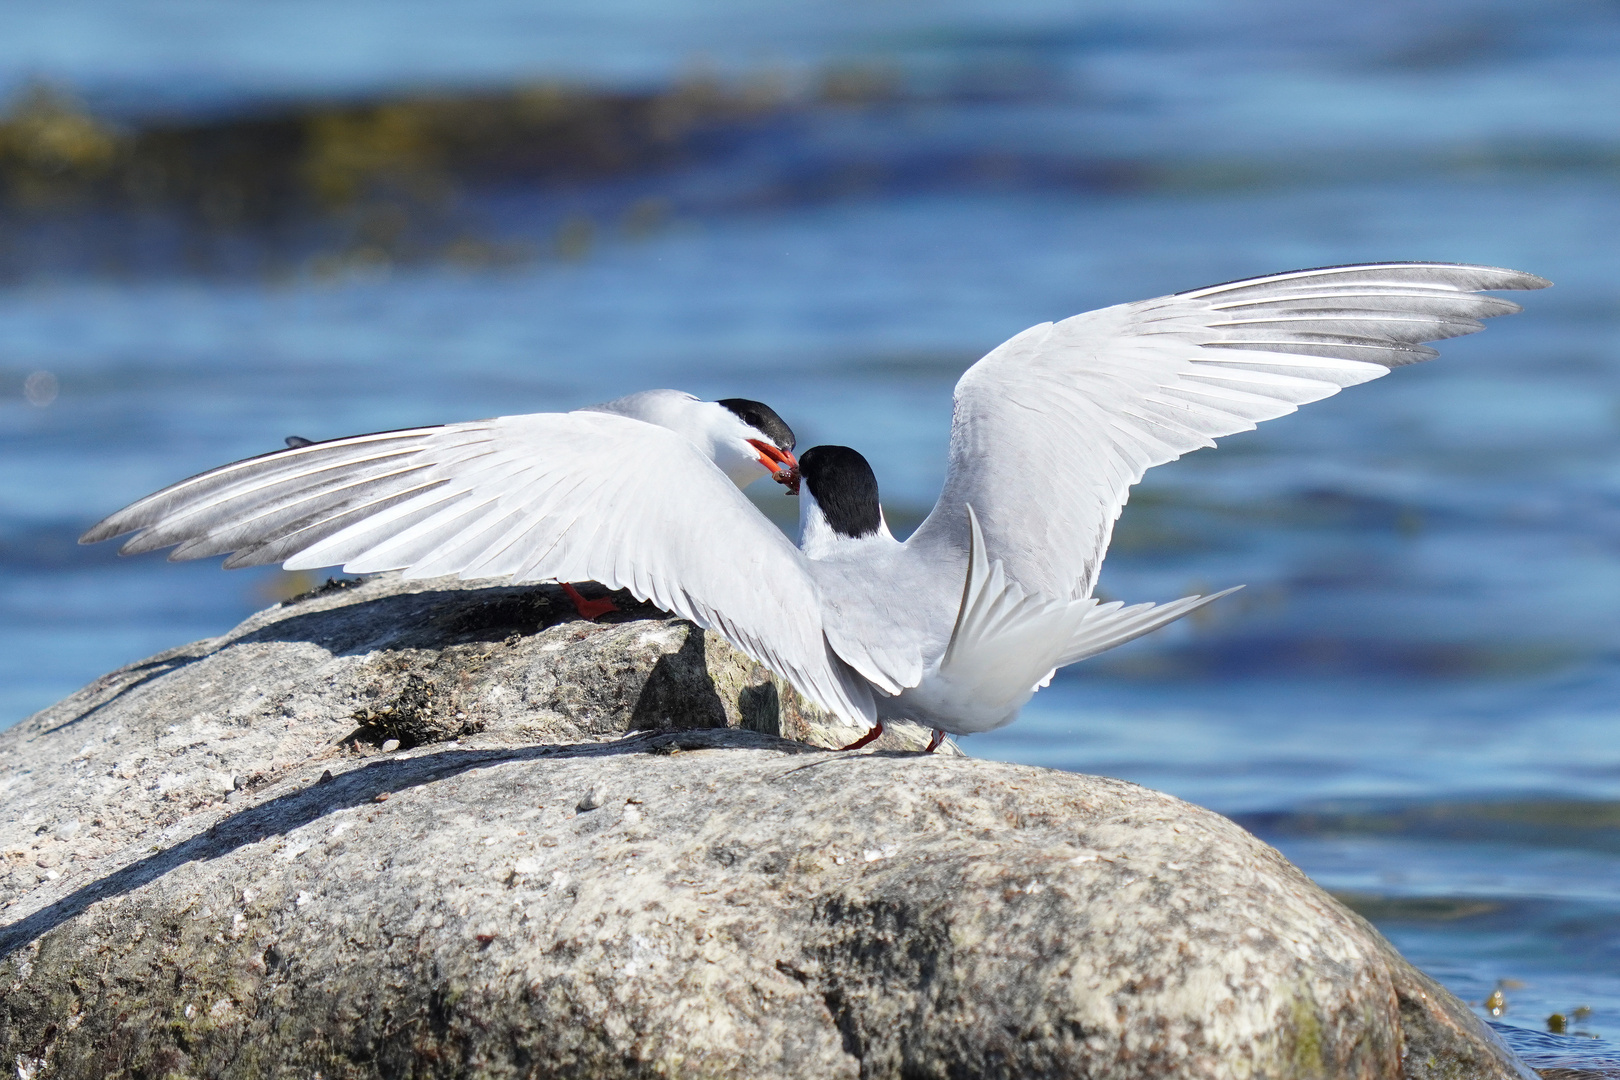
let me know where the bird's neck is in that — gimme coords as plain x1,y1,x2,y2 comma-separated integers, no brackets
799,493,897,560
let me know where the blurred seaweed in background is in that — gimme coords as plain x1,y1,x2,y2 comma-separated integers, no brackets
5,50,1619,284
0,74,807,278
0,53,1155,284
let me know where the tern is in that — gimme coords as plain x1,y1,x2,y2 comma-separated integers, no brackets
80,390,801,620
83,262,1548,750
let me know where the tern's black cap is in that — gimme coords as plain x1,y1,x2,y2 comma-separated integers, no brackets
799,445,882,538
717,398,795,452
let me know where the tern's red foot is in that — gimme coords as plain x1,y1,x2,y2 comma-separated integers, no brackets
924,729,946,754
835,722,884,752
561,582,618,620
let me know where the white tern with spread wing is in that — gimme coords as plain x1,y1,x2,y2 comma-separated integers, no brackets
83,263,1549,746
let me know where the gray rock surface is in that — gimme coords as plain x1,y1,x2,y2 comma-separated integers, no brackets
0,574,1536,1078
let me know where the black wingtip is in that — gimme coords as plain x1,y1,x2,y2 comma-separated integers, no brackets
78,519,122,545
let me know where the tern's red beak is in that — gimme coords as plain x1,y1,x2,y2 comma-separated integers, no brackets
748,439,801,494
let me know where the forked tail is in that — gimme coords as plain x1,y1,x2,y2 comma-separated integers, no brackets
1057,588,1242,669
938,507,1095,708
942,505,1239,700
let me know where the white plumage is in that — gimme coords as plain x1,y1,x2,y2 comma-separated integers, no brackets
83,263,1549,743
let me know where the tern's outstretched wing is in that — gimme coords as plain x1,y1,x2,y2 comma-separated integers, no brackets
906,262,1549,600
81,412,876,726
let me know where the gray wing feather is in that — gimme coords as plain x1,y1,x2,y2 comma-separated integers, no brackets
906,262,1549,600
79,426,476,563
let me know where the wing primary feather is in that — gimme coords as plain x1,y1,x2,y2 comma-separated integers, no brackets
141,460,451,559
1207,313,1486,343
1179,262,1551,298
78,427,452,544
108,452,440,553
1208,292,1523,317
82,429,482,546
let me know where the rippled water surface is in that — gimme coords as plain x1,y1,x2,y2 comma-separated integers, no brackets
4,0,1620,1069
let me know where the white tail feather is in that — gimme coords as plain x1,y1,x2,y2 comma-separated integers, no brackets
1057,586,1243,668
938,506,1242,725
938,506,1096,711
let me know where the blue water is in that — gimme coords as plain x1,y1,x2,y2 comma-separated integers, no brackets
4,0,1620,1068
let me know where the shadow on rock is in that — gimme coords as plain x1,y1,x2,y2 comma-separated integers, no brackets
236,582,615,654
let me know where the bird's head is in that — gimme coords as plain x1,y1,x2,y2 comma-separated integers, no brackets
797,444,893,557
582,390,799,491
714,397,800,493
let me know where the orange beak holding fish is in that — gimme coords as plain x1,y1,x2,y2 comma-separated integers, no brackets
749,439,801,494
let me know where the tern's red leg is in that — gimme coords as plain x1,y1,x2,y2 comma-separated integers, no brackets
560,582,618,620
835,722,884,752
924,729,946,754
